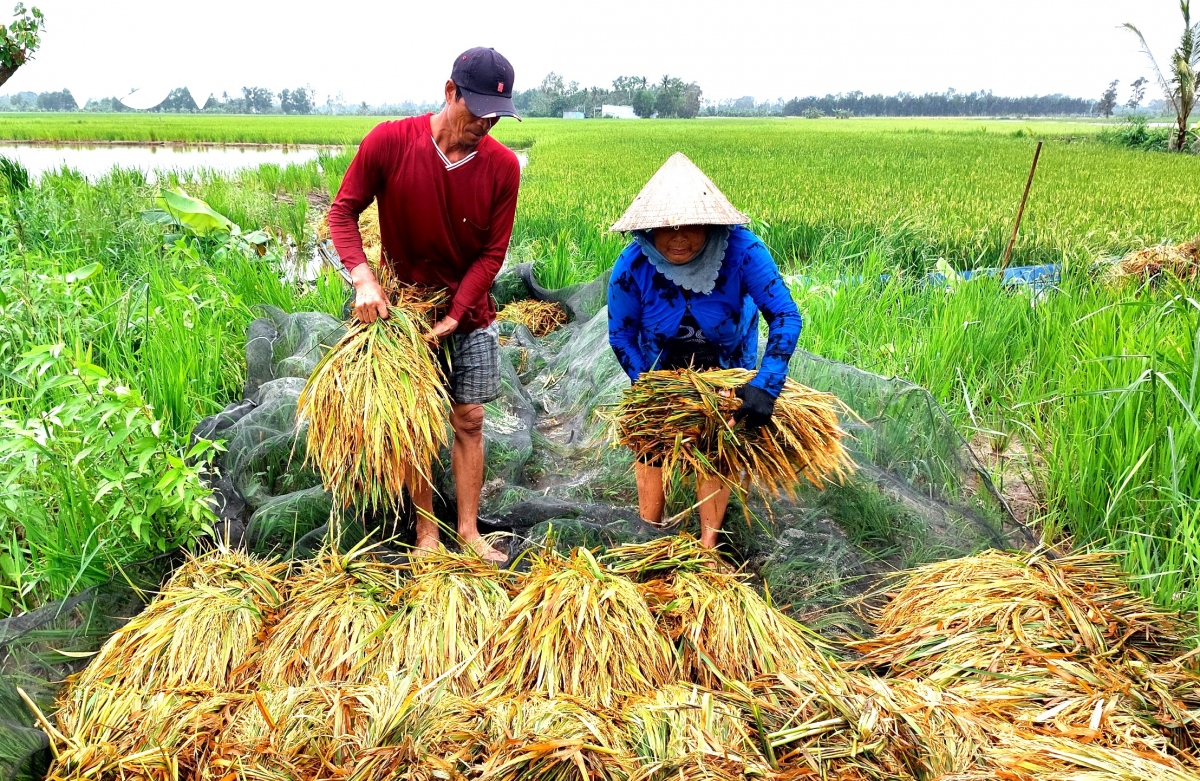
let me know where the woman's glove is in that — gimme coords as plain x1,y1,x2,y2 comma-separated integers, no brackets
733,384,776,429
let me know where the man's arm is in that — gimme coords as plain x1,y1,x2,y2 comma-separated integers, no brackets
328,124,391,323
432,160,521,338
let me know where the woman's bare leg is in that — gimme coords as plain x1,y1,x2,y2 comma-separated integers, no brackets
697,476,732,549
635,461,666,524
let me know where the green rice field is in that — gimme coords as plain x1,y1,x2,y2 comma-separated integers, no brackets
1,115,1198,618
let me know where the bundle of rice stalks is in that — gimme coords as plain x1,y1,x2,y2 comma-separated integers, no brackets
854,550,1188,678
395,548,514,693
623,683,766,781
601,534,725,580
210,685,369,781
40,683,240,781
257,548,406,686
349,673,488,781
613,369,854,498
479,696,634,781
745,669,933,780
483,548,676,706
297,287,451,513
970,729,1200,781
1110,238,1200,283
655,569,834,687
318,202,383,267
72,549,284,693
497,299,569,337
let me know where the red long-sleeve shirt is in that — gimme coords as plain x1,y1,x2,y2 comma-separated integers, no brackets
327,114,521,332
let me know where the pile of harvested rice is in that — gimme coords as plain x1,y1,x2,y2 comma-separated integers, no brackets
482,548,676,706
31,544,1200,781
1109,237,1200,283
297,286,452,514
257,546,406,686
614,368,854,498
496,299,569,337
317,202,383,267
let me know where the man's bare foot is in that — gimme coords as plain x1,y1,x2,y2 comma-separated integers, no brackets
463,535,508,564
411,535,440,558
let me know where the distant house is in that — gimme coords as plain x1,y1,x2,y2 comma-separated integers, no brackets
602,104,637,119
563,111,584,119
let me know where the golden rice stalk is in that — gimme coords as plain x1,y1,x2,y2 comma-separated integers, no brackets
975,728,1200,781
479,695,634,781
655,569,835,687
613,368,854,498
257,547,406,686
71,549,284,693
318,202,384,267
853,550,1189,677
482,548,676,707
496,299,569,337
395,548,514,694
1110,238,1200,283
210,685,369,781
297,287,451,514
46,683,240,781
623,683,767,781
602,534,726,580
349,673,488,781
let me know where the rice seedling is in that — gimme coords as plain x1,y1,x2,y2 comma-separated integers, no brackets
257,546,407,686
496,299,569,337
601,534,725,579
69,550,284,693
479,695,634,781
482,548,676,706
297,286,452,514
654,568,835,687
394,548,514,693
622,683,766,781
613,369,854,499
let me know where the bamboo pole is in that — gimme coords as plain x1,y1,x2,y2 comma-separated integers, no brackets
1000,140,1043,272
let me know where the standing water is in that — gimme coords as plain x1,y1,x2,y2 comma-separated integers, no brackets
0,143,529,182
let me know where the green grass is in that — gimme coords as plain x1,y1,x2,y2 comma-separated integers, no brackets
1,116,1199,619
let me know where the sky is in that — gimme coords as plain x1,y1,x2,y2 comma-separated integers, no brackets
1,0,1188,107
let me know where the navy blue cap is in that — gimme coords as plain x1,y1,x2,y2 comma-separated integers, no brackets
451,47,520,121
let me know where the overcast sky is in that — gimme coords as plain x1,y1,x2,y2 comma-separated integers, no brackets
2,0,1187,106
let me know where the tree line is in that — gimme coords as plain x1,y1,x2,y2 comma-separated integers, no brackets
0,86,321,113
513,73,704,118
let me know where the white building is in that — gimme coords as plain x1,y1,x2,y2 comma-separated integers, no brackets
601,104,637,119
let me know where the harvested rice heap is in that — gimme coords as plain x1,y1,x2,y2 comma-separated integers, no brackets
614,368,854,498
496,298,569,337
1110,236,1200,283
318,201,383,267
297,284,452,514
33,545,1200,781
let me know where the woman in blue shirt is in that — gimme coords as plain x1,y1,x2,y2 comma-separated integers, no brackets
607,153,802,548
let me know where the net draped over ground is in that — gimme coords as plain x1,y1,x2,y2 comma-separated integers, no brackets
0,264,1030,781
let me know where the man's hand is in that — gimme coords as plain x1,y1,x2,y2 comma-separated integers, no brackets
350,264,389,323
427,315,460,342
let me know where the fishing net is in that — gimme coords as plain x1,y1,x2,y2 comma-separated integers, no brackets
0,262,1031,781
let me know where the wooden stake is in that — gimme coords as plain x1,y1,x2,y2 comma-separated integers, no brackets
1001,140,1043,272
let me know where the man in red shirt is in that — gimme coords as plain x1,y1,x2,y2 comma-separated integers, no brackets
328,47,521,563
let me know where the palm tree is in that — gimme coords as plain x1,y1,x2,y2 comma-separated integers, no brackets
1125,1,1200,152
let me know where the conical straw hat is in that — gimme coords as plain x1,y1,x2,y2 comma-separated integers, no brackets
609,152,750,232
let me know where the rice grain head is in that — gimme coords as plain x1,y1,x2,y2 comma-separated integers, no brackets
496,299,569,337
613,369,854,500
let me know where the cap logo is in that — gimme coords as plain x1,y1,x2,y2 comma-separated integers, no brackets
497,82,504,93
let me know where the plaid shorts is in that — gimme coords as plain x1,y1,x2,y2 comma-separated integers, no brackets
440,322,501,405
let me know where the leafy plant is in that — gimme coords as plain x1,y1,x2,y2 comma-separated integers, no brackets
0,3,44,89
1125,0,1200,152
